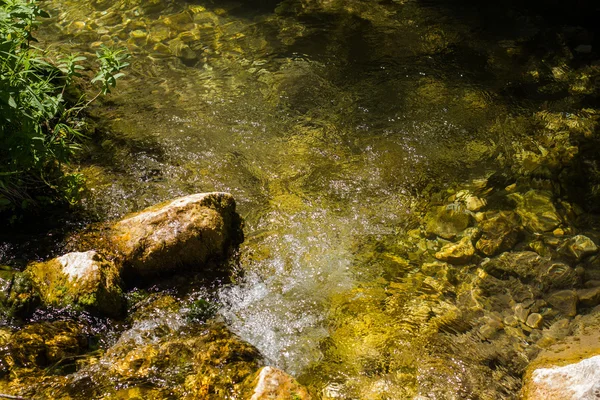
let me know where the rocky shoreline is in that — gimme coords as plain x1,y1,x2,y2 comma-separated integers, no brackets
0,192,310,399
2,184,600,398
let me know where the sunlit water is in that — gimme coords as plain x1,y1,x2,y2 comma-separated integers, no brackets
26,0,574,396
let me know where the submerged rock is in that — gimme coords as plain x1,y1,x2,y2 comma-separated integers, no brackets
546,290,578,317
475,211,522,256
246,366,312,400
26,251,124,317
508,190,562,233
108,192,242,277
435,236,475,264
558,235,598,262
576,286,600,308
482,251,544,282
425,205,471,240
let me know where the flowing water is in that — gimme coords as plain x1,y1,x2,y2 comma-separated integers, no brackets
9,0,597,397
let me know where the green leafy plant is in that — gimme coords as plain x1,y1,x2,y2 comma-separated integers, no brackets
92,46,129,95
0,0,129,221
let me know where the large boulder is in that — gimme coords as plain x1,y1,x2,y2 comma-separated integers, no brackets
107,192,242,277
26,251,124,317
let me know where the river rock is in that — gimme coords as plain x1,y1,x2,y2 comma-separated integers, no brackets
482,251,544,281
108,192,243,277
5,321,88,369
526,356,600,399
541,262,579,290
26,251,124,317
558,235,598,262
526,313,543,329
424,205,471,240
100,303,261,398
0,268,39,319
435,236,475,264
508,190,562,233
546,290,578,317
246,366,311,400
577,286,600,308
475,211,522,256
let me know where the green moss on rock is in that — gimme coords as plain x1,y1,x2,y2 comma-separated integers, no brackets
26,251,124,318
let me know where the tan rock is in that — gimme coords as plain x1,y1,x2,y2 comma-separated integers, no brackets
577,286,600,308
26,251,124,317
249,366,311,400
108,192,242,277
525,313,543,329
435,236,475,264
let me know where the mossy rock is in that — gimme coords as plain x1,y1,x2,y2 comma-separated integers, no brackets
5,320,88,370
26,251,124,318
0,268,40,319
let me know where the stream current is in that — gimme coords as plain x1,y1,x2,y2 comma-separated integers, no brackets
14,0,598,397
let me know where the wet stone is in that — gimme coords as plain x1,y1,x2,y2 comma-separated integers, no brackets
475,211,522,256
7,321,88,369
504,315,519,327
483,251,544,282
0,268,39,319
558,235,598,262
479,324,498,339
435,236,475,264
526,313,543,329
541,262,578,290
514,303,530,323
425,205,471,240
546,290,578,317
576,286,600,308
26,251,124,318
508,190,562,233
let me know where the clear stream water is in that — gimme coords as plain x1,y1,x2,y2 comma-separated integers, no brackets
12,0,596,397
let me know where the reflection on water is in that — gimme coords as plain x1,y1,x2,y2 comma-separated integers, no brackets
26,0,600,397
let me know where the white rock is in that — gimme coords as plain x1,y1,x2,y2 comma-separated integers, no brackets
58,251,101,283
531,355,600,399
